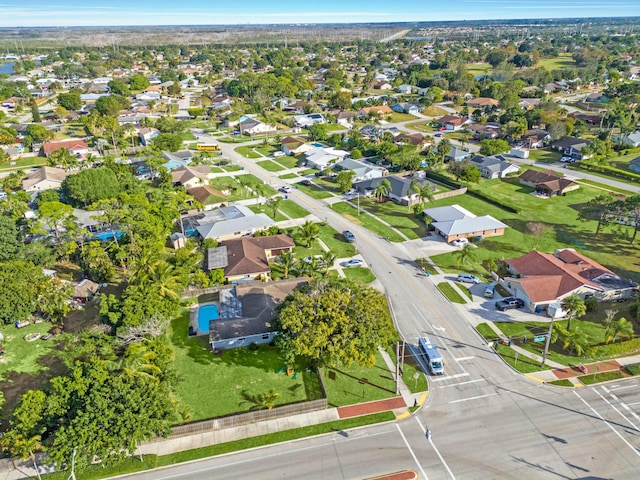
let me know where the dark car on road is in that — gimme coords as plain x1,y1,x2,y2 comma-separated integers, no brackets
342,231,356,243
495,297,525,311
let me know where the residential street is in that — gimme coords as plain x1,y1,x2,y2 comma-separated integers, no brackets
116,134,640,480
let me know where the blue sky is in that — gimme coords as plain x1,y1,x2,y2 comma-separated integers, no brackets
0,1,639,27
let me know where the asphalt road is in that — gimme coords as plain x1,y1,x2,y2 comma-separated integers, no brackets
120,133,640,479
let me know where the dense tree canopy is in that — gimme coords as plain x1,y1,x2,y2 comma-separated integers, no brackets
61,166,122,207
275,278,397,368
0,261,48,324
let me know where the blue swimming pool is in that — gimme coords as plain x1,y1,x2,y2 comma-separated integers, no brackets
311,142,325,147
198,304,219,332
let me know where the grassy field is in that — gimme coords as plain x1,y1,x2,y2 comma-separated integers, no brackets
608,151,640,172
342,267,376,284
296,182,334,200
538,53,575,71
247,204,288,221
495,343,552,373
0,321,62,381
467,62,492,75
528,149,562,163
321,350,398,407
388,112,418,123
363,200,428,240
255,145,278,157
274,156,299,169
406,121,438,133
278,199,310,219
331,201,405,242
235,146,262,158
170,312,323,422
428,176,640,282
278,173,298,180
256,160,285,172
436,282,466,304
0,155,47,172
475,323,498,341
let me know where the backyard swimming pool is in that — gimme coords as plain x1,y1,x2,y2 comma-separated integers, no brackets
198,304,219,332
311,142,325,147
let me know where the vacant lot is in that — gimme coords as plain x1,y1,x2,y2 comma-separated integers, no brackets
538,53,575,71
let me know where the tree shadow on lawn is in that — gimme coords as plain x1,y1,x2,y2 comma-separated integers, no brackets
330,367,396,395
171,314,216,367
559,224,639,260
0,353,68,432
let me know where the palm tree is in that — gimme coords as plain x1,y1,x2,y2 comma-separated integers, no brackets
454,243,477,268
117,341,161,381
606,317,634,344
266,196,283,219
276,252,297,279
558,325,590,356
254,183,267,205
298,220,319,248
374,178,392,202
246,390,281,411
48,147,78,170
135,260,183,300
416,184,434,210
561,295,587,331
1,433,44,480
320,251,337,275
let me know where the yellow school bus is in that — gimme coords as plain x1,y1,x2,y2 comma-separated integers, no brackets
196,143,220,151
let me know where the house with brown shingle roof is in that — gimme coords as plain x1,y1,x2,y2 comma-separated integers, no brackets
518,169,579,197
359,105,394,118
206,234,295,283
22,166,68,192
187,185,227,208
438,115,470,131
501,249,637,312
466,97,499,109
170,165,210,189
281,136,312,156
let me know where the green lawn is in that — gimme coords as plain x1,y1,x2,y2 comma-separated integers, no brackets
170,312,323,422
342,267,376,284
247,204,288,221
608,151,640,172
0,321,63,381
538,53,575,71
475,323,498,341
0,155,47,172
386,347,429,394
321,350,398,407
388,112,418,123
466,62,492,75
274,156,299,169
257,160,285,172
255,145,278,157
436,282,466,304
406,121,437,133
454,282,473,300
324,124,348,132
575,179,635,196
235,146,262,159
331,201,405,242
361,200,428,240
495,343,552,373
528,149,562,163
278,199,310,219
428,177,640,282
547,379,574,387
297,182,334,200
316,223,358,258
278,173,298,180
580,370,629,385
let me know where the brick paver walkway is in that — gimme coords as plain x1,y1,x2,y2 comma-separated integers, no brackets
553,359,622,379
337,397,407,419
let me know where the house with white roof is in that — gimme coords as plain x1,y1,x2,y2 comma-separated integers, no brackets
191,205,274,241
469,155,520,179
294,113,325,128
304,146,350,170
422,204,508,243
334,158,387,182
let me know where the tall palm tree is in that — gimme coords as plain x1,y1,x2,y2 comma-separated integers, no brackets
374,178,392,202
117,341,161,381
135,260,183,300
561,295,587,331
320,251,337,275
454,243,477,268
298,220,319,248
606,317,634,344
266,196,283,219
559,326,590,356
276,252,297,279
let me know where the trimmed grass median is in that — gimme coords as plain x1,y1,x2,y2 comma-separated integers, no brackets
436,282,466,304
331,201,405,242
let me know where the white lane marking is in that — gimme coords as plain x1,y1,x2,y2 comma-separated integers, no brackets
448,393,497,404
593,387,640,431
414,417,456,480
610,384,639,391
626,401,640,407
574,390,640,458
432,373,471,382
455,356,475,361
438,378,486,389
395,423,429,480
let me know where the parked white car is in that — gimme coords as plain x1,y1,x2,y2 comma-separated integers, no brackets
340,259,364,268
273,151,286,158
451,238,469,247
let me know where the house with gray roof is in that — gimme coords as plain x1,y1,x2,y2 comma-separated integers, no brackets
470,155,520,179
423,204,508,243
304,146,349,170
445,146,471,162
334,158,387,182
615,131,640,148
192,205,274,241
353,175,435,207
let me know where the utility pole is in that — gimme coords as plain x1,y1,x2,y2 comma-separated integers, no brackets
540,318,555,368
395,341,400,395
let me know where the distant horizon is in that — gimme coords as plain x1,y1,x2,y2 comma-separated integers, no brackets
1,1,639,28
